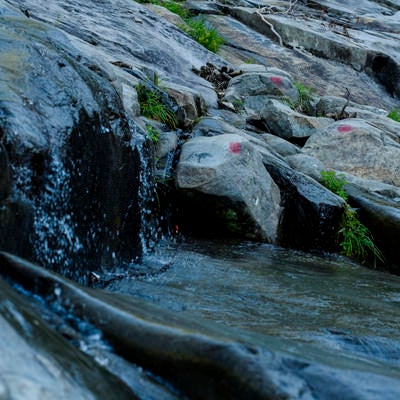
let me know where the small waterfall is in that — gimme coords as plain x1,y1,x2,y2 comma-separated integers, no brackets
4,109,151,282
31,151,83,276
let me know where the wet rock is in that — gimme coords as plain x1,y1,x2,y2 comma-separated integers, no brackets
0,198,33,260
0,143,10,201
176,134,281,242
303,119,400,186
154,131,178,181
0,9,144,275
0,275,135,400
155,132,178,160
3,252,400,400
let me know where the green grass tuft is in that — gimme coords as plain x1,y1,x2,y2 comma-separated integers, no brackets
145,125,161,143
136,83,177,128
293,81,315,114
320,170,348,201
320,170,384,266
183,17,225,53
134,1,224,53
387,107,400,122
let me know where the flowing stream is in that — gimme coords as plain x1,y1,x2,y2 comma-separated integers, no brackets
108,239,400,380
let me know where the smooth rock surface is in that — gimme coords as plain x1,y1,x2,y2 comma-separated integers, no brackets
303,119,400,186
0,275,135,400
176,134,281,242
264,160,346,251
223,71,299,109
257,99,333,140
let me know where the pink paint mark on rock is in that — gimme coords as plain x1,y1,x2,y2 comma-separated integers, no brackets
337,124,353,134
269,76,282,86
229,142,241,154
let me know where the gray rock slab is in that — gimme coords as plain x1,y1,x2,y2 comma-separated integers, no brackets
303,119,400,186
0,275,135,400
208,11,400,110
257,99,333,139
176,134,282,242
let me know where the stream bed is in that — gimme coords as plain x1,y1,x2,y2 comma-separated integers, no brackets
109,239,400,380
1,241,400,399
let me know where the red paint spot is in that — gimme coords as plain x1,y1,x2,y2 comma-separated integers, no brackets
337,124,353,134
269,76,283,85
229,142,241,154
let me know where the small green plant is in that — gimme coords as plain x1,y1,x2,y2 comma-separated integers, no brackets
320,170,348,201
163,1,191,19
135,1,223,52
134,0,191,18
320,170,384,266
244,57,256,64
136,83,177,128
146,125,161,143
293,81,315,114
183,17,225,53
387,107,400,122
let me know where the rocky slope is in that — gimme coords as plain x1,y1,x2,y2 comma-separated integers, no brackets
1,0,400,398
1,0,400,272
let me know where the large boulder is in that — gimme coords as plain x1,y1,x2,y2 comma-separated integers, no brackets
256,99,332,140
263,159,346,252
223,70,299,110
176,134,282,242
303,119,400,186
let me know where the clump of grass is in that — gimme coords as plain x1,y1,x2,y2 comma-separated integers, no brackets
182,17,225,53
136,83,177,128
135,0,191,19
387,107,400,122
146,124,161,143
163,1,191,19
135,0,224,53
320,170,348,201
293,80,315,114
320,170,384,266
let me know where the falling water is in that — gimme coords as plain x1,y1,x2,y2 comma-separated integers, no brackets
32,152,83,273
